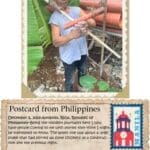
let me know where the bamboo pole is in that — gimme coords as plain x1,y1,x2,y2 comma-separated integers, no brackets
87,32,121,58
50,1,121,59
100,0,108,77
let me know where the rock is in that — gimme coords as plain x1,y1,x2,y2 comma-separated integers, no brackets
28,80,41,91
112,66,122,80
49,87,58,91
102,64,113,81
33,84,45,95
89,67,93,71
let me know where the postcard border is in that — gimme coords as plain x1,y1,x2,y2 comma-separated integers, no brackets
22,0,129,98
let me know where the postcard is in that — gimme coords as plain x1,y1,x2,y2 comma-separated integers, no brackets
1,99,149,150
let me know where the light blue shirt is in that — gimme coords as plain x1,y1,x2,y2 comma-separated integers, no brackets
49,6,88,64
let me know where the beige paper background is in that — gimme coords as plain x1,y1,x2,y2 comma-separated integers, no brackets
1,99,149,150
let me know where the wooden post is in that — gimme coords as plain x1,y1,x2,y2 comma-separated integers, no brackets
100,0,108,77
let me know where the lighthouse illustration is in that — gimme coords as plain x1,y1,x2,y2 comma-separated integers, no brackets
113,111,134,147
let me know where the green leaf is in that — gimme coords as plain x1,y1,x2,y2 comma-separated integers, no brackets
69,0,80,6
28,0,52,47
28,0,42,45
28,46,43,74
32,0,51,48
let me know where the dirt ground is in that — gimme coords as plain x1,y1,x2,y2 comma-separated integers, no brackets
28,35,122,93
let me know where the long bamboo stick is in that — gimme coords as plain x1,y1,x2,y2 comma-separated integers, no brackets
100,0,108,77
51,1,121,59
88,32,121,58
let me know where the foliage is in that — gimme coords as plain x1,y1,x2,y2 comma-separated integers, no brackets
28,0,52,74
69,0,80,6
28,46,43,74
